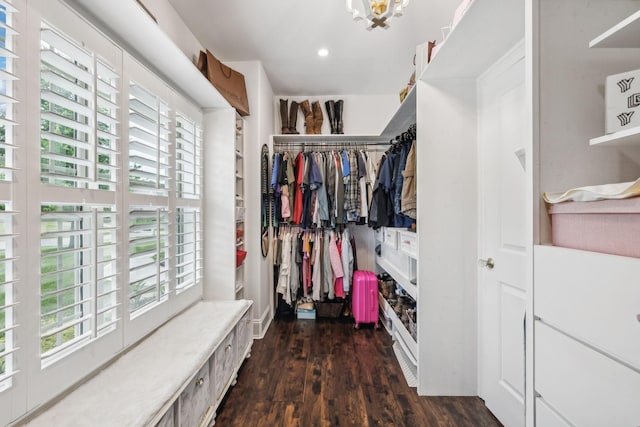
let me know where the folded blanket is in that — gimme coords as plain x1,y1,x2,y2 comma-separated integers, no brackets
543,177,640,203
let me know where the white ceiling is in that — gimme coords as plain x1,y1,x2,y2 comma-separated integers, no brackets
168,0,461,96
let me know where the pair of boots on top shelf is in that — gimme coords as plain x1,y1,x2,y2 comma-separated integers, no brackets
279,99,344,135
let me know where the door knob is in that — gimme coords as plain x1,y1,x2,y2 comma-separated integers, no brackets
479,257,495,270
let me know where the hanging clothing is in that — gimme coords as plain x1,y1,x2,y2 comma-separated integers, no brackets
357,151,369,222
341,228,354,294
293,152,304,224
401,140,417,219
276,229,292,305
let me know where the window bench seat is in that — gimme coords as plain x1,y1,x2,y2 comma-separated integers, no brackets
24,300,253,427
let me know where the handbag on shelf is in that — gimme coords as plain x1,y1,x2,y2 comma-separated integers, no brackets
197,49,250,116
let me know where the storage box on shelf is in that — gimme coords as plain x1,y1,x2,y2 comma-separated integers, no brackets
604,69,640,134
548,197,640,258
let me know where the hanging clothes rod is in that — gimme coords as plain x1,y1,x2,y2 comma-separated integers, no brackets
273,142,390,152
273,140,391,146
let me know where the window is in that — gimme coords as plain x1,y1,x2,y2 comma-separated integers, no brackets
39,22,120,365
0,2,208,421
39,204,118,364
176,207,199,292
128,207,169,315
39,25,119,191
128,83,170,195
175,113,200,199
0,203,15,392
175,112,202,293
0,0,18,393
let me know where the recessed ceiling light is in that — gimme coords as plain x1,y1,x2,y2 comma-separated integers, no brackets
317,48,329,57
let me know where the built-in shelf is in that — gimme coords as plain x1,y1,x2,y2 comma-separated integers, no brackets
590,127,640,146
380,86,416,138
272,134,388,143
419,0,524,81
590,10,640,48
69,0,230,110
376,255,417,301
379,293,417,353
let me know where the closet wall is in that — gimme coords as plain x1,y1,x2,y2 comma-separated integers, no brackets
226,60,275,337
272,94,397,135
271,94,398,276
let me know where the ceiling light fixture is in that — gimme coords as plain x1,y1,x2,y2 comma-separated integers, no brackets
317,48,329,57
346,0,410,30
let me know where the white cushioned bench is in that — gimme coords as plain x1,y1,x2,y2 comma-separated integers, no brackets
25,300,253,427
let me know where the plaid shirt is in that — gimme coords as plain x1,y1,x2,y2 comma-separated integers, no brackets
344,150,360,218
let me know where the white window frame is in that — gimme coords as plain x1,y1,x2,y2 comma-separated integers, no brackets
22,2,124,410
9,1,206,417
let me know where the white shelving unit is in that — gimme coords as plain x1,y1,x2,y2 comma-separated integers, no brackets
235,114,246,299
589,10,640,147
272,134,387,143
418,0,523,81
590,127,640,146
531,3,640,426
589,9,640,48
380,86,416,138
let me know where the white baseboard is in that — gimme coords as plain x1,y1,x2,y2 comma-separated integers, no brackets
252,305,272,339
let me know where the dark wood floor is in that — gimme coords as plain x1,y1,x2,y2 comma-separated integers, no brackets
215,317,502,427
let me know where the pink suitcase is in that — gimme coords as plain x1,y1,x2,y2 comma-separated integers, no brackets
352,270,379,329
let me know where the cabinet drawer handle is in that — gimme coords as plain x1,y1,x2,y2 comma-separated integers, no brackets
226,344,232,351
196,377,204,387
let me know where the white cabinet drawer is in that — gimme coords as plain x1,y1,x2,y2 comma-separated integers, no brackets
534,245,640,369
156,405,175,427
535,321,640,427
178,364,210,427
212,331,235,402
236,311,252,366
535,398,570,427
398,230,418,259
383,227,398,249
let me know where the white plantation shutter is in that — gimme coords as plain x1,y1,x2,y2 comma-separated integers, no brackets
95,61,119,191
128,83,170,195
0,0,18,393
175,108,202,294
39,204,118,365
0,204,17,391
176,207,197,292
175,113,199,199
39,23,119,190
38,22,121,366
128,207,169,315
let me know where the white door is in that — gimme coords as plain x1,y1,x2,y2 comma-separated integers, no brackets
477,42,527,427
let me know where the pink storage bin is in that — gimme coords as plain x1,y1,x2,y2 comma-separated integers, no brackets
549,197,640,258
